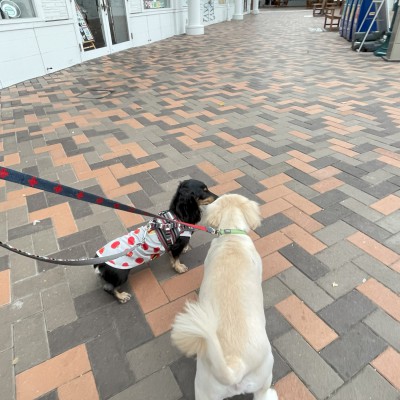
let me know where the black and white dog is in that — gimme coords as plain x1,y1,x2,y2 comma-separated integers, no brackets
94,180,218,303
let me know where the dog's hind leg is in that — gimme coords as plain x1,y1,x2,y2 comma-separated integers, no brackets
253,352,277,400
254,388,278,400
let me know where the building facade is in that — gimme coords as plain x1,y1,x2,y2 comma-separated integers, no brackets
0,0,256,89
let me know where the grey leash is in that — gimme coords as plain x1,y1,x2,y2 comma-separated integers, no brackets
0,226,149,266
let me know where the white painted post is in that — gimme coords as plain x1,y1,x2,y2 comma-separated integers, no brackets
186,0,204,35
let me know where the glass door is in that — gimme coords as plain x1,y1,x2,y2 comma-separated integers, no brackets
75,0,131,61
106,0,130,51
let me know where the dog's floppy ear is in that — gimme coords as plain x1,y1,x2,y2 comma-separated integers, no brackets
243,199,261,230
204,200,222,228
172,187,201,223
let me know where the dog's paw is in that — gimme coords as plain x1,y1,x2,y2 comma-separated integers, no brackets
115,291,131,303
174,263,188,274
265,388,278,400
182,245,190,254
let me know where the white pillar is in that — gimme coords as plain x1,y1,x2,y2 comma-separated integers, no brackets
252,0,259,14
232,0,243,20
186,0,204,35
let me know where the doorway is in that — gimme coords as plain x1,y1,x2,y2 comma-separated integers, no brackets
75,0,131,61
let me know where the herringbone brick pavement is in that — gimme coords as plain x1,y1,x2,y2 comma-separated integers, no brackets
1,9,400,400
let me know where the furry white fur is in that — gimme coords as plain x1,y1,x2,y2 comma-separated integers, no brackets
171,194,278,400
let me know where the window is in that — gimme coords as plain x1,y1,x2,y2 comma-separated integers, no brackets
143,0,170,9
0,0,36,19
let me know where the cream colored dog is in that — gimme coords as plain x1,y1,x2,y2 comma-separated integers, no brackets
171,194,278,400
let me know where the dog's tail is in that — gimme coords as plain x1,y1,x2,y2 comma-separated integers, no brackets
171,301,245,386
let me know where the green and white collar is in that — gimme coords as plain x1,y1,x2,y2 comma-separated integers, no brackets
217,229,247,236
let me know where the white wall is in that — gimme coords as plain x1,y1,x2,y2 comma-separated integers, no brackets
0,0,236,89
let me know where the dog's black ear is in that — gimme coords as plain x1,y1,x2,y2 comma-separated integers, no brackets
170,188,202,223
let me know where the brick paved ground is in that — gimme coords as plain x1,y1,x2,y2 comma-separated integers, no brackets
1,9,400,400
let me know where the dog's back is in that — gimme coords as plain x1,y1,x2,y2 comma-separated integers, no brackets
172,234,268,386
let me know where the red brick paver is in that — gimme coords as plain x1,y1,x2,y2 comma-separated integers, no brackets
276,295,338,351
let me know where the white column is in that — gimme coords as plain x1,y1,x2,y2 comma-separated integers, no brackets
252,0,259,14
232,0,243,19
186,0,204,35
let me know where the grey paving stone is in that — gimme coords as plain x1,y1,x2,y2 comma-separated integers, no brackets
170,356,196,400
329,365,400,400
338,184,377,206
314,221,357,246
36,244,88,273
271,347,291,384
285,168,318,186
358,159,386,173
110,297,154,353
48,305,114,356
37,390,58,400
376,210,400,234
285,180,318,199
236,175,266,194
341,198,383,222
0,348,14,400
14,312,49,373
109,368,181,400
58,226,104,250
279,243,330,281
6,206,29,230
127,332,182,381
31,228,59,257
364,309,400,353
0,255,9,272
26,192,48,213
316,241,364,271
363,181,399,199
320,323,387,380
255,214,293,237
73,287,115,318
336,165,368,180
264,307,292,342
13,266,66,300
0,293,42,325
313,203,353,226
9,241,37,283
316,262,368,299
87,328,135,400
0,211,7,242
0,322,12,353
44,299,78,333
8,217,53,241
233,186,264,205
384,232,400,253
311,189,349,209
278,267,334,311
273,330,343,399
262,277,292,309
64,264,102,298
346,215,392,247
318,290,377,335
362,169,395,185
41,282,77,332
353,254,400,294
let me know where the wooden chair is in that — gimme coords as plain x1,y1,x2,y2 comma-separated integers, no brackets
313,0,338,16
324,4,343,30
